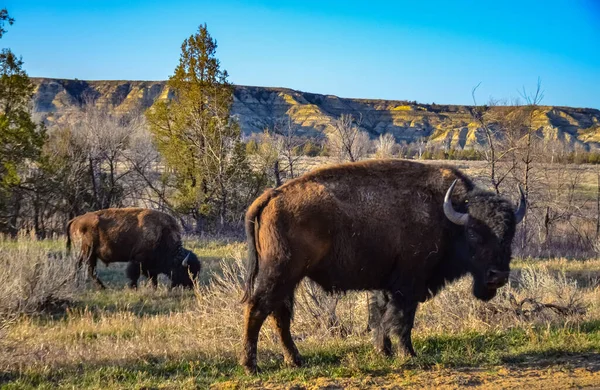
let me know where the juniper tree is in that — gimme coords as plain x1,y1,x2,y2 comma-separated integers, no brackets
0,11,46,234
146,24,249,230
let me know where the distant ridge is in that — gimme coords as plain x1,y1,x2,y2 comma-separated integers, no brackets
31,78,600,151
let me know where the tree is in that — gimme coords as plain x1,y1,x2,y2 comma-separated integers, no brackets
146,24,249,230
374,133,397,159
326,114,371,162
70,99,142,210
248,130,282,187
471,80,546,252
0,11,46,234
272,117,305,180
0,9,14,39
15,103,156,237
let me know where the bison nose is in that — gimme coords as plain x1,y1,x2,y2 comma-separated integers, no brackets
486,269,510,287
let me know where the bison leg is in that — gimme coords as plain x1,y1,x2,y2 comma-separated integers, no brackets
270,296,302,367
383,295,417,357
148,271,159,288
140,267,158,288
369,291,393,356
397,303,417,357
126,262,141,289
87,254,105,289
77,245,105,289
241,272,301,374
241,295,271,374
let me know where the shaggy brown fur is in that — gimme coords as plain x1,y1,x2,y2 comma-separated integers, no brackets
241,159,523,373
66,208,200,288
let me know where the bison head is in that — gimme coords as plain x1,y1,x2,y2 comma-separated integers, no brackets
170,249,201,288
444,180,526,301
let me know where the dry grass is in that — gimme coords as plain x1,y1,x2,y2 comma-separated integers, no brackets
418,266,595,335
0,233,81,325
1,238,599,388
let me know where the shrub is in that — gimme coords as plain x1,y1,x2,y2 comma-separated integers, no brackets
0,234,81,323
301,141,322,157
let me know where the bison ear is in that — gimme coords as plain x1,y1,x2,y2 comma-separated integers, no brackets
182,251,190,267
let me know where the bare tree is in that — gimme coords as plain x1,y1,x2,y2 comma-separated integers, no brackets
471,80,550,253
537,165,585,248
123,112,171,211
10,101,159,236
415,136,427,159
69,99,134,209
60,100,161,213
517,78,545,200
508,79,544,248
327,114,371,162
249,130,281,186
271,116,306,181
374,133,397,159
470,84,513,194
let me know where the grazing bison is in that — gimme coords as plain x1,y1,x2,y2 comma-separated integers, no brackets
66,208,201,289
240,159,526,373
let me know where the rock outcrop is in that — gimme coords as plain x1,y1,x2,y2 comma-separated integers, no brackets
31,78,600,151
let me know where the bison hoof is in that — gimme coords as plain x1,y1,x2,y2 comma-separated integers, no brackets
377,345,394,358
284,355,302,368
374,335,393,357
240,355,259,375
399,348,417,358
242,363,260,375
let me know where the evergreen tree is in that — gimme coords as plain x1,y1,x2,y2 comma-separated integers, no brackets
0,9,14,39
0,11,46,234
146,24,248,230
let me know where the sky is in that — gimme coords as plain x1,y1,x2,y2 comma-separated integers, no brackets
2,0,600,108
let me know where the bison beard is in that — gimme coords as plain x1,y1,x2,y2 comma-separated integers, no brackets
240,159,525,373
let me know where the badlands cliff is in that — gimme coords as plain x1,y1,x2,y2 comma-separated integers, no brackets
31,78,600,151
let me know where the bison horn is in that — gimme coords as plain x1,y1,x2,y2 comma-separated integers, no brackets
514,185,527,224
182,251,190,267
443,179,469,226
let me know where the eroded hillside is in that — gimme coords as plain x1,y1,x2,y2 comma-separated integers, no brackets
31,78,600,151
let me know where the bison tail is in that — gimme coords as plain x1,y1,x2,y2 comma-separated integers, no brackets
65,219,74,253
241,189,279,304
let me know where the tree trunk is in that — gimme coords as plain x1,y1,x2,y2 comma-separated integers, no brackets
8,190,23,237
194,212,206,234
544,206,550,243
273,160,282,187
287,155,295,179
33,192,41,238
88,158,99,209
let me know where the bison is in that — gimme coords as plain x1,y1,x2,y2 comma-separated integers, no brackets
66,208,201,289
240,159,526,373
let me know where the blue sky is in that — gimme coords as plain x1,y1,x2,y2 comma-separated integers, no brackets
2,0,600,108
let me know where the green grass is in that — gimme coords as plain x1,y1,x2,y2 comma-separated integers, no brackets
3,322,599,389
2,239,600,389
0,237,65,251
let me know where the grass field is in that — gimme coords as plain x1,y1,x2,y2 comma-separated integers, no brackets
1,237,600,389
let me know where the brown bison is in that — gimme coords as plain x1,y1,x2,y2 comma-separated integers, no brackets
240,159,525,373
66,208,201,289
